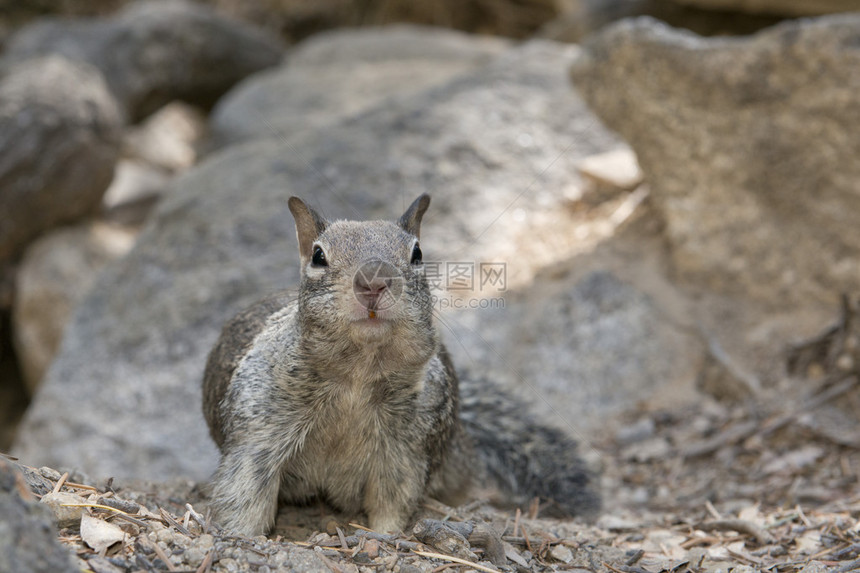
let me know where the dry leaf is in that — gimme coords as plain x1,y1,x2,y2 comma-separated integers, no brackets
794,530,822,554
81,513,125,553
737,503,763,525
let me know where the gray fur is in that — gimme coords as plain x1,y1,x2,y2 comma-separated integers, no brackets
202,196,599,536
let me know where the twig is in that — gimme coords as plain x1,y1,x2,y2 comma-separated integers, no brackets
65,481,98,492
145,537,178,571
431,563,464,573
160,508,191,536
835,558,860,573
336,527,349,550
696,519,775,545
315,550,347,573
602,561,636,573
625,549,645,566
758,375,858,438
52,472,69,494
412,550,499,573
795,505,813,527
62,503,130,515
705,500,722,520
682,421,758,458
185,504,207,529
194,549,214,573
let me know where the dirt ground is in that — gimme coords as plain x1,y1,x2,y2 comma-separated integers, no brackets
12,362,860,573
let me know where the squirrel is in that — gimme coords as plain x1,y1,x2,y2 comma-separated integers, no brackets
202,194,600,536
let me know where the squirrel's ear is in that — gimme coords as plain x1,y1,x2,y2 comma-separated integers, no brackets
288,197,328,263
398,194,431,238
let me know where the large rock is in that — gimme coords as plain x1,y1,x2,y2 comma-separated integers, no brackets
0,56,121,265
206,0,558,41
3,0,284,120
13,222,137,393
450,270,702,437
666,0,859,16
13,38,701,480
570,15,860,305
0,460,77,573
209,25,508,149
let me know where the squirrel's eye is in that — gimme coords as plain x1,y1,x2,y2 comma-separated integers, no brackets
311,245,328,267
410,243,422,265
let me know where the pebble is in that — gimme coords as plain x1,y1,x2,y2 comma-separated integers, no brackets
550,544,574,563
324,517,340,535
156,528,175,544
193,533,215,552
40,491,87,528
577,148,643,190
39,467,62,481
363,539,380,559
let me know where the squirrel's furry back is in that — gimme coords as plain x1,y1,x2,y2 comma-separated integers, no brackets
458,378,600,517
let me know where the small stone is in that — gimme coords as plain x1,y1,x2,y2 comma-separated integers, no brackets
836,354,854,371
39,467,62,481
577,148,643,191
192,533,215,552
323,517,340,535
615,418,656,444
40,491,87,528
363,539,380,559
156,527,175,544
123,102,205,172
550,544,574,564
183,547,206,565
218,557,239,572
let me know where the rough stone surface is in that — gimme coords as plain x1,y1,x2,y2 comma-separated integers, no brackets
570,15,860,305
451,271,702,438
208,25,508,149
666,0,859,16
0,56,121,265
123,101,206,172
40,491,88,528
0,460,77,573
3,0,284,120
12,38,699,481
100,159,172,226
13,222,137,393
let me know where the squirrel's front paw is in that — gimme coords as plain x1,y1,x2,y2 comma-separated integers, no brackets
367,508,410,534
211,452,281,537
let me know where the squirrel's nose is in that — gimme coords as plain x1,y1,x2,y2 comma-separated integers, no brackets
353,260,402,311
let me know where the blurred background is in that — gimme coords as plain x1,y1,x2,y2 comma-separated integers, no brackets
0,0,858,526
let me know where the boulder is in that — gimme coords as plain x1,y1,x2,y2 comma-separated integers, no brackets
123,101,206,173
451,270,703,437
0,460,77,573
3,0,284,120
13,222,137,393
208,25,508,149
206,0,558,42
0,56,121,266
13,38,701,480
665,0,858,17
570,15,860,305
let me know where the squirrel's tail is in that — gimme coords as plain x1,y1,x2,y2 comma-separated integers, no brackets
458,378,601,518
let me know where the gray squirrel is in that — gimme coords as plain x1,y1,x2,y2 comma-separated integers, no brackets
202,195,599,536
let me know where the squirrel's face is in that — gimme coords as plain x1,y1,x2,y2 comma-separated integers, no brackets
288,196,435,347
